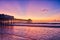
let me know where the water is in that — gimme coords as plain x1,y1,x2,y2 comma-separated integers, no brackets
0,26,60,40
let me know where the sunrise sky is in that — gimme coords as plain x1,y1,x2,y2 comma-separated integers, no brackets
0,0,60,20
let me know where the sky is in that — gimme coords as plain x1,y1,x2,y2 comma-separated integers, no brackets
0,0,60,20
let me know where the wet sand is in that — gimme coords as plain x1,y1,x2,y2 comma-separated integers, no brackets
0,33,32,40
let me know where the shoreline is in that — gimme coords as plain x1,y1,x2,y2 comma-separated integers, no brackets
0,23,60,28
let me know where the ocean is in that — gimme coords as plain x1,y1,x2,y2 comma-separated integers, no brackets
0,24,60,40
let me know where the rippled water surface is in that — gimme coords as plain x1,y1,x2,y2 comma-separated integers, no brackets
0,26,60,40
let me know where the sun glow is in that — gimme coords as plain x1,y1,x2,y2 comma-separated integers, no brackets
0,0,60,21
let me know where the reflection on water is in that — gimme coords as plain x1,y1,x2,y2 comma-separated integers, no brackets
0,26,60,40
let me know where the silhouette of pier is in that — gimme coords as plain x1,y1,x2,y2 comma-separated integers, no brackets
0,14,32,26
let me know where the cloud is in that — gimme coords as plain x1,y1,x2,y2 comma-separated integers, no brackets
40,9,48,14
